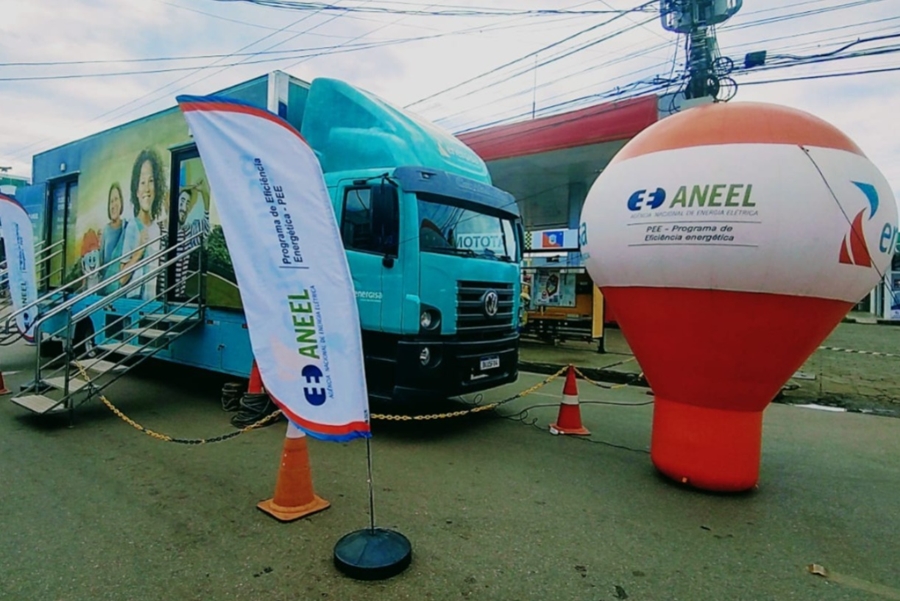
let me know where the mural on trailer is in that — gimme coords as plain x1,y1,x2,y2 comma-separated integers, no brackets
61,110,241,309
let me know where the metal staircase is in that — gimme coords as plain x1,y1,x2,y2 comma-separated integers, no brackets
8,232,206,422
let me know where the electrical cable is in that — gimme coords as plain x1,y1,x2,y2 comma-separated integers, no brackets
449,3,900,131
493,402,650,453
4,3,335,159
4,0,604,160
738,63,900,84
429,16,658,126
423,0,888,121
405,0,657,110
210,0,658,18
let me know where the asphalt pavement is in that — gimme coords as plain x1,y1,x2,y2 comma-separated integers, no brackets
1,340,899,601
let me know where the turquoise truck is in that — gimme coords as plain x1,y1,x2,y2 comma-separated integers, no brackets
9,70,522,415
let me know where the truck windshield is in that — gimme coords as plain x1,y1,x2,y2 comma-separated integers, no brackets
418,196,519,262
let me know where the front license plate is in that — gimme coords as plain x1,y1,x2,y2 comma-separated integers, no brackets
480,356,500,371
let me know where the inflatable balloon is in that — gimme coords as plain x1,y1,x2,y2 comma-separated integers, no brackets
579,102,897,492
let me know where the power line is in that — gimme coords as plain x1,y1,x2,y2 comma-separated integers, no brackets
430,15,657,125
738,63,900,85
0,29,500,81
406,0,657,110
440,0,898,132
209,0,657,18
0,38,424,68
441,38,672,131
5,1,346,159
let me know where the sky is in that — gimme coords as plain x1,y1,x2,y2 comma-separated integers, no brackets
1,0,898,211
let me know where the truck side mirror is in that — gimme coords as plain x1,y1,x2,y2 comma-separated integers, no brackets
516,221,525,262
371,182,399,257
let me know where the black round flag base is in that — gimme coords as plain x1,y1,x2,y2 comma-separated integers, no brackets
333,528,412,581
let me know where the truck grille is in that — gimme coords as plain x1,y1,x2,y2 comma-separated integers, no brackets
456,281,515,337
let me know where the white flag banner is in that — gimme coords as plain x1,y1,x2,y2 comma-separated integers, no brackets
0,193,39,341
178,96,370,442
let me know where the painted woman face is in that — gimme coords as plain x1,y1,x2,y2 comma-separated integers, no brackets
109,187,123,220
137,160,155,214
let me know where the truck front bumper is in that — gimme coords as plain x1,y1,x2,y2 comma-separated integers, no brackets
392,332,519,401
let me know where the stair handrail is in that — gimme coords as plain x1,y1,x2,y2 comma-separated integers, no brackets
35,260,204,388
59,295,205,419
27,232,190,333
70,238,202,324
2,233,168,335
30,234,204,399
30,293,204,419
68,266,203,364
67,289,203,377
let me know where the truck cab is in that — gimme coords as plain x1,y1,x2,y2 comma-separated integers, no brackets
303,79,522,401
330,167,521,401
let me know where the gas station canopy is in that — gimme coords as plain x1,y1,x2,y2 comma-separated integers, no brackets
458,95,659,230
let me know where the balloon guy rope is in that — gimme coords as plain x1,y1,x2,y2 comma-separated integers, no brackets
579,101,898,492
178,95,411,579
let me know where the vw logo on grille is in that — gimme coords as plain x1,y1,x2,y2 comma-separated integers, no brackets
482,290,499,317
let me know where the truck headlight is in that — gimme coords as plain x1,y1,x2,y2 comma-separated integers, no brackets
419,306,440,332
419,346,431,366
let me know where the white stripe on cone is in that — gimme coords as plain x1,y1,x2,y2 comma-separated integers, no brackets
561,394,580,406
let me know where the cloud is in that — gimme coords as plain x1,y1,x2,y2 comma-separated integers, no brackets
1,0,897,212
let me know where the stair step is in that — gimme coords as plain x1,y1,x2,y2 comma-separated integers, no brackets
72,359,126,373
45,376,90,392
98,343,146,356
143,312,195,324
124,328,174,339
11,394,65,414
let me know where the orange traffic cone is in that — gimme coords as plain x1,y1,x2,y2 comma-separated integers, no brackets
549,365,590,436
0,370,10,396
248,360,264,394
257,423,331,522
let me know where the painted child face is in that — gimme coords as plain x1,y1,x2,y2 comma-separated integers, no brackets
138,160,155,214
178,191,190,223
109,187,123,220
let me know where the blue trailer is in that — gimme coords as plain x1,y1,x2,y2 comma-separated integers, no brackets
9,70,522,416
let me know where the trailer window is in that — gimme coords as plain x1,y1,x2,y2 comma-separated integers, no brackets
47,178,78,288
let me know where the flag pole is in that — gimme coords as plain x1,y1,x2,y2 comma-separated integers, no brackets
333,420,412,581
366,435,376,533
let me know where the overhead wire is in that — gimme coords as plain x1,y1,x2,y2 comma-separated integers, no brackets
208,0,657,18
7,0,896,166
738,64,900,85
443,41,677,131
431,0,897,132
4,1,602,160
4,2,336,159
405,0,658,110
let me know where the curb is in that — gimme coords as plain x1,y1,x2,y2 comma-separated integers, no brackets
842,317,900,326
518,361,648,388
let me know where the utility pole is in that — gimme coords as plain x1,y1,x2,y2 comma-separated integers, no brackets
660,0,742,100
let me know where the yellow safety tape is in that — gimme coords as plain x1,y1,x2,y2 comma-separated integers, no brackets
573,363,643,390
371,365,569,421
73,361,569,436
72,361,282,444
